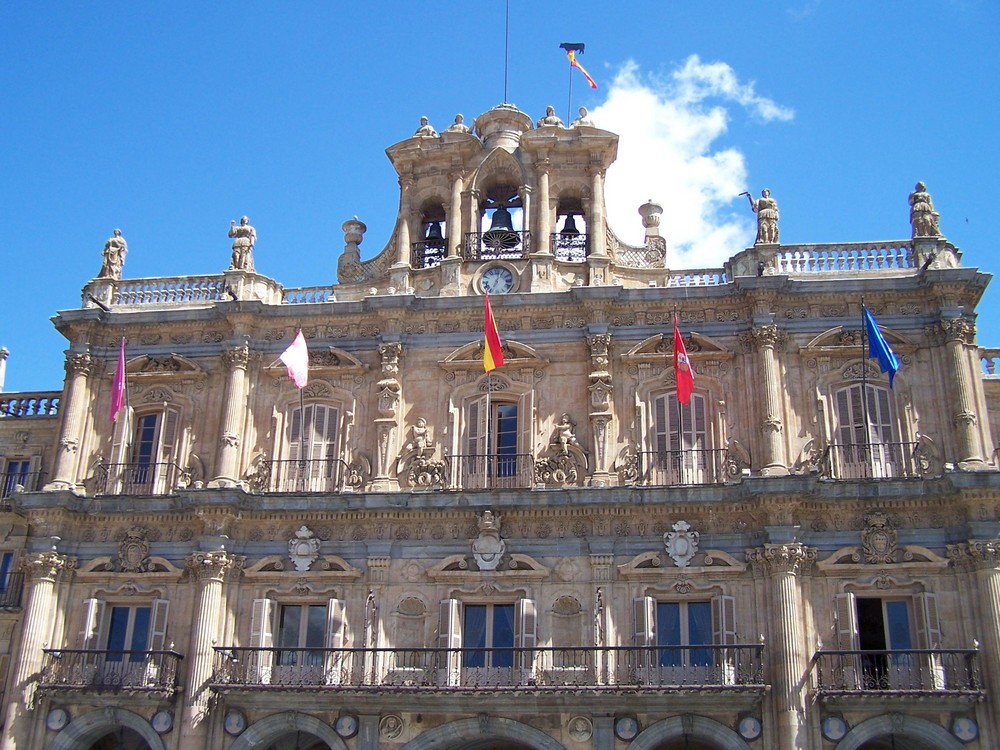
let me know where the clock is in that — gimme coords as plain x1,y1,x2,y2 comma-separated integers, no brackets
151,711,174,734
737,716,762,741
224,710,248,736
46,708,69,732
821,716,848,742
335,714,359,739
952,717,978,743
614,716,638,741
480,265,515,295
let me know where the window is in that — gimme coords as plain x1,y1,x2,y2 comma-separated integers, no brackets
835,592,941,690
438,598,536,686
106,407,180,494
282,403,342,492
1,459,32,499
462,398,528,489
633,595,736,685
250,598,346,685
647,392,717,485
79,599,169,687
832,384,910,478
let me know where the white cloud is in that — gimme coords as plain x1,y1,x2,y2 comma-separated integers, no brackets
590,56,793,268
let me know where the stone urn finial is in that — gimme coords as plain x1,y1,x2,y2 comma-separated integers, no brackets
639,199,663,237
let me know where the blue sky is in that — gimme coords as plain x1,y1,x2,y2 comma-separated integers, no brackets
2,2,998,393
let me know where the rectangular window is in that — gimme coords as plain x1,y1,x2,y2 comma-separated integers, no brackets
277,604,327,667
1,460,31,499
287,404,341,492
463,399,524,488
106,605,151,663
656,601,712,667
462,603,515,668
650,393,712,484
834,384,905,478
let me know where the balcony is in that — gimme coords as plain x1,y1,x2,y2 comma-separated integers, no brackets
413,239,446,269
463,231,530,261
259,458,349,493
551,233,588,262
0,573,24,609
821,442,921,480
39,650,183,696
632,449,738,487
1,470,46,500
813,649,982,702
449,453,534,490
94,462,183,496
212,644,765,693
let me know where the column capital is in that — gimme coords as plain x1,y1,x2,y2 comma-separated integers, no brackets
222,343,250,370
65,352,95,377
746,543,815,575
941,318,976,344
185,550,245,582
741,324,787,351
948,539,1000,571
23,551,77,582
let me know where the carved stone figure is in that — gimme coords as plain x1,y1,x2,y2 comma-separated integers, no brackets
98,229,128,280
472,510,506,571
407,417,432,454
287,525,321,572
537,106,564,128
228,216,257,272
444,114,470,133
552,413,580,454
909,181,942,237
413,116,438,138
571,106,593,127
744,188,779,244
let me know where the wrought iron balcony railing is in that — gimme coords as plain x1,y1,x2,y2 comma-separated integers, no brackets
633,448,736,487
1,470,46,499
813,649,981,696
551,233,588,262
94,462,183,496
821,442,921,480
412,239,447,269
0,573,25,609
212,645,765,691
463,231,530,261
260,458,349,493
449,453,534,490
40,650,183,694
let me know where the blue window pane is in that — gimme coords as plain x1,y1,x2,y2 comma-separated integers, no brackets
305,605,326,666
463,605,487,667
492,605,515,668
106,607,130,660
495,404,518,476
278,605,302,665
129,607,151,661
688,602,713,666
657,603,681,666
885,601,912,650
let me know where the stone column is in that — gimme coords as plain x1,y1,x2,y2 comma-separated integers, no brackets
180,551,244,748
45,353,94,490
1,552,76,750
951,540,1000,722
519,185,532,249
447,173,464,258
743,325,789,475
942,318,985,468
210,343,250,488
588,168,606,257
536,161,551,252
746,544,814,750
395,176,413,268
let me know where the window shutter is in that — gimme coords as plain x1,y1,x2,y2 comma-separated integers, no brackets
148,599,170,652
711,595,737,645
290,407,304,461
834,592,860,689
516,598,537,676
158,408,179,464
915,592,944,689
79,598,105,650
438,599,461,686
633,596,655,647
325,598,347,685
250,598,274,684
110,407,134,465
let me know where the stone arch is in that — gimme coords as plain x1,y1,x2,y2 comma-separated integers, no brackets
403,716,566,750
627,715,752,750
49,708,165,750
230,711,347,750
834,714,965,750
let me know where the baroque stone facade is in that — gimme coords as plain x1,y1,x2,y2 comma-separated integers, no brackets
1,103,999,750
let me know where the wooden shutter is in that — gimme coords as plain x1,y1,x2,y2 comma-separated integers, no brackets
325,598,347,685
515,598,537,676
439,598,461,686
148,599,169,652
633,596,655,647
80,598,105,650
915,592,944,688
158,408,179,464
289,407,304,461
250,598,274,684
110,406,134,465
653,395,669,453
835,592,860,689
712,594,737,685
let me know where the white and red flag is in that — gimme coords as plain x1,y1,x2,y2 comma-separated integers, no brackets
280,330,310,389
673,316,694,405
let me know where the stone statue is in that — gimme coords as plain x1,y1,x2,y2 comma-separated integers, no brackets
572,106,593,127
743,188,779,245
444,114,471,133
413,116,438,138
228,216,257,272
909,181,942,237
406,417,432,454
537,106,564,128
552,413,580,454
98,229,128,280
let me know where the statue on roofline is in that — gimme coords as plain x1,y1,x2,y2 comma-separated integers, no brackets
228,216,257,272
98,229,128,280
413,116,438,138
742,188,780,245
909,181,942,238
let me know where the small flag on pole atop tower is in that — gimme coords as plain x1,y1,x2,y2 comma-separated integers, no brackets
560,43,598,89
673,316,695,405
280,330,310,389
484,294,505,373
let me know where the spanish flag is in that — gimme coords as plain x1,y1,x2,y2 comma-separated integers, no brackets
566,49,598,89
484,294,505,373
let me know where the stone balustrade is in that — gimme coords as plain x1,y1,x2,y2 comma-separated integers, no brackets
283,287,335,304
774,242,915,274
0,391,61,418
981,348,1000,377
113,275,226,305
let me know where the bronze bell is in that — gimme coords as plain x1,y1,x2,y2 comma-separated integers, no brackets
483,206,517,246
424,221,444,246
560,214,580,235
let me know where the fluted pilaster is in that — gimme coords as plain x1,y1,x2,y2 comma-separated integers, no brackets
949,540,1000,718
46,353,95,490
744,326,789,475
747,543,814,750
942,319,984,467
210,343,250,487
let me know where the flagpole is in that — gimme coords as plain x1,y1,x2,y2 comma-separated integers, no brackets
860,298,871,477
567,58,574,125
503,0,510,103
673,307,683,480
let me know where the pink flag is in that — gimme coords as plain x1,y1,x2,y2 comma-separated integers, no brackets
110,337,127,422
280,330,309,389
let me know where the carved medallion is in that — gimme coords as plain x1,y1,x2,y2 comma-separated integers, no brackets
664,520,699,568
861,512,897,564
288,526,321,572
118,526,153,573
472,511,506,571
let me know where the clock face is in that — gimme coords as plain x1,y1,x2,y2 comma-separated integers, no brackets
480,266,515,295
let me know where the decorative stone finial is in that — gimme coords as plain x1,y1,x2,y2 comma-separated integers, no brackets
638,199,663,235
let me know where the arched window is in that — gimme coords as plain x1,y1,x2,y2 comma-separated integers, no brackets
831,383,911,479
645,392,719,485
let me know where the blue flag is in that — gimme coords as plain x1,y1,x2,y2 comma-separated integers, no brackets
863,307,900,388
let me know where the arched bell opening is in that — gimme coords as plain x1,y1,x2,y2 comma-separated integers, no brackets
415,202,447,269
469,184,527,261
553,197,588,262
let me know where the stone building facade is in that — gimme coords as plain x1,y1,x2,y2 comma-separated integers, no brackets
1,104,999,750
